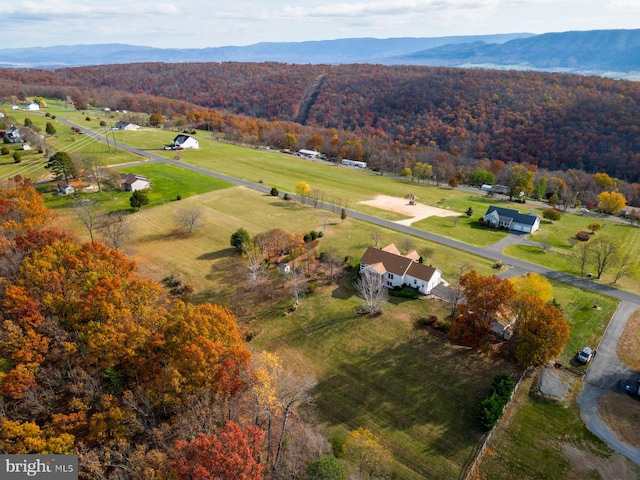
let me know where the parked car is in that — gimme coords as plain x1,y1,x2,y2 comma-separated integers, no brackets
577,346,594,364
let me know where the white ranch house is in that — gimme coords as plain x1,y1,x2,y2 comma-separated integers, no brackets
482,206,540,233
114,121,139,131
359,244,442,295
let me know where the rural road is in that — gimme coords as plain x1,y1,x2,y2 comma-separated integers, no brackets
63,120,640,463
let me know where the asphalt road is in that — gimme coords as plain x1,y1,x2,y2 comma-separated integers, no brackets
61,120,640,463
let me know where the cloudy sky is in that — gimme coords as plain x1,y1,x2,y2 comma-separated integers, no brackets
3,0,638,49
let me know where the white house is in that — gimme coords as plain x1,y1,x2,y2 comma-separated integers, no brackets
121,173,150,192
56,183,75,196
114,121,139,131
482,206,540,233
25,103,40,111
173,134,199,149
359,244,442,295
22,144,32,151
6,126,21,143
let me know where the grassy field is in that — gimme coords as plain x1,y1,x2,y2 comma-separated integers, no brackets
48,181,617,479
474,372,637,479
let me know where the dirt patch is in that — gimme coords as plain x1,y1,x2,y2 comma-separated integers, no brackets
617,308,640,370
358,194,460,225
598,391,640,448
561,443,638,479
537,367,577,402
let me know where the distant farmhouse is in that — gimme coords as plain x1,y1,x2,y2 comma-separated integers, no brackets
6,126,22,143
114,121,139,131
482,206,540,233
121,173,150,192
359,244,442,295
56,183,75,196
25,102,40,111
173,134,199,149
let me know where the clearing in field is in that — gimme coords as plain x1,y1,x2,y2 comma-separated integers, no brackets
359,194,460,225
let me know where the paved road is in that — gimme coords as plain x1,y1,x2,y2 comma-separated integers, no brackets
64,119,640,463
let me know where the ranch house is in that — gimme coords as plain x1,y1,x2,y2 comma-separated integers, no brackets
482,206,540,233
359,244,442,295
121,173,150,192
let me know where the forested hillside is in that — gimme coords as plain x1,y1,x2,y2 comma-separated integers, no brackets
1,63,639,181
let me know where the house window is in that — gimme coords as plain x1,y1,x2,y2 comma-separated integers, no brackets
386,281,393,287
414,279,417,284
388,273,394,279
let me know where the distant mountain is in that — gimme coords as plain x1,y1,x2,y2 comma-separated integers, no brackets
394,29,640,79
0,29,638,79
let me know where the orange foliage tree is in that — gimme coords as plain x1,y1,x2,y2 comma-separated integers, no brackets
514,295,570,366
449,270,515,349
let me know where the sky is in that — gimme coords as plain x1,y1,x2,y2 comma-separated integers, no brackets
3,0,639,49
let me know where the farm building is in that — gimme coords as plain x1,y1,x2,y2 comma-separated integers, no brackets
341,159,367,168
121,173,150,192
114,121,139,131
482,206,540,233
25,102,40,111
298,149,320,158
359,244,442,295
173,134,199,149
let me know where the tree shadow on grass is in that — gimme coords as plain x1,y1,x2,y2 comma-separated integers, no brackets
198,247,236,261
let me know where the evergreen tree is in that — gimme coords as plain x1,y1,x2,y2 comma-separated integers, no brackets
130,190,149,211
45,122,56,135
45,152,77,180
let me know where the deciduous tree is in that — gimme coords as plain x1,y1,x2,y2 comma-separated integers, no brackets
354,269,388,315
514,295,570,366
175,205,204,233
597,191,626,215
171,422,264,480
344,428,391,480
295,181,311,204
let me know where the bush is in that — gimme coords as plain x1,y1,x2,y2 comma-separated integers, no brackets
99,120,107,127
389,285,421,299
1,147,9,155
85,116,91,121
12,152,21,163
303,233,312,243
310,230,318,240
45,112,51,117
317,231,324,237
575,231,590,242
284,193,291,200
176,194,182,201
270,187,279,196
476,372,515,431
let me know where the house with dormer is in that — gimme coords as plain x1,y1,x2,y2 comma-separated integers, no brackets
173,134,199,149
482,206,540,233
359,244,442,295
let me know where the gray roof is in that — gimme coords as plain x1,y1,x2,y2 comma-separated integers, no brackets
485,206,538,226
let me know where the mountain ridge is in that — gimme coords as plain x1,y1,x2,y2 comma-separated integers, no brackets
2,30,639,79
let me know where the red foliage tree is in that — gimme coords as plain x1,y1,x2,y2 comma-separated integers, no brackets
171,421,264,480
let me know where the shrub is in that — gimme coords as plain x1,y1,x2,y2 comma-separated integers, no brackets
51,115,56,120
476,372,516,431
12,152,21,163
283,193,291,200
389,285,421,299
270,187,279,196
575,231,590,242
303,233,312,243
176,194,182,201
45,112,51,117
310,230,318,240
99,120,107,127
85,116,91,121
317,231,324,237
0,146,9,155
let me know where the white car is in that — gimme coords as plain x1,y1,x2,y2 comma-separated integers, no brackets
577,347,594,364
